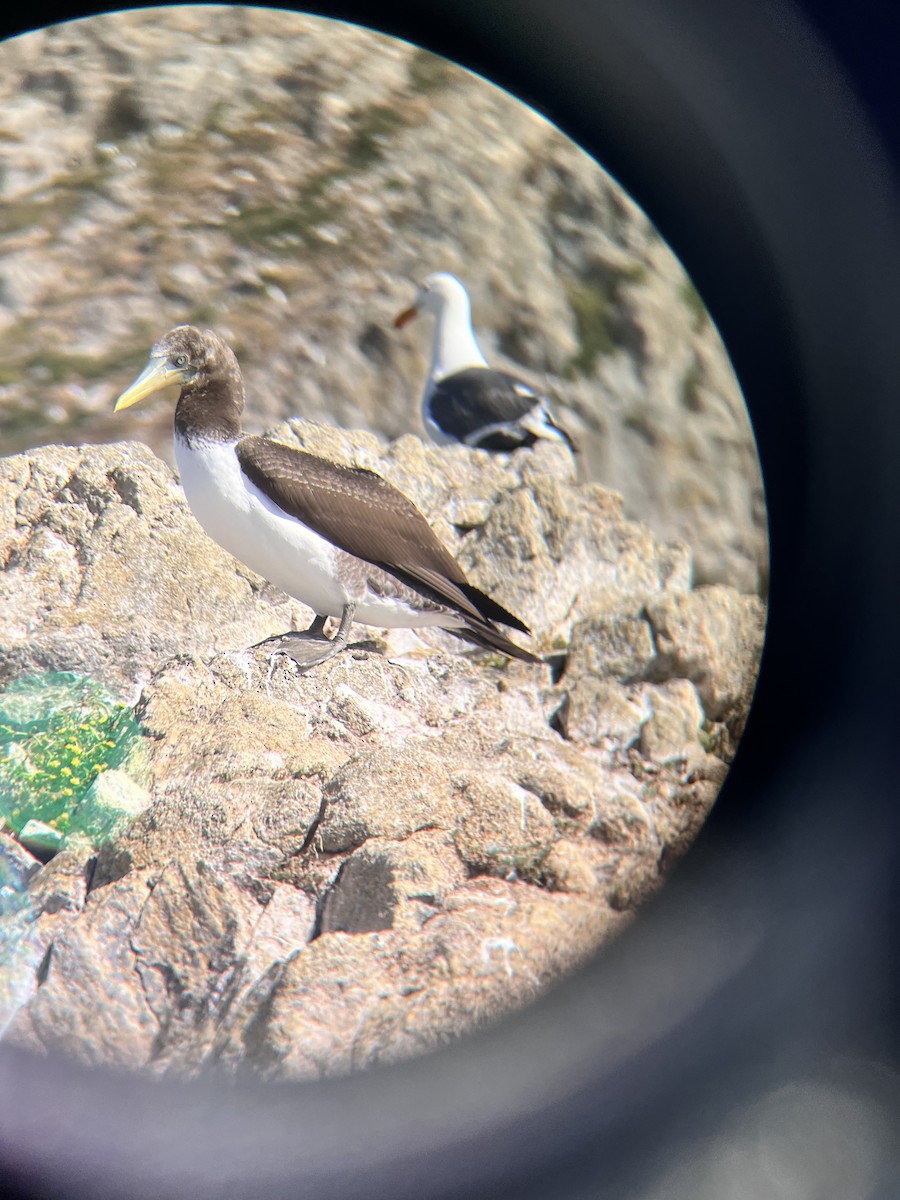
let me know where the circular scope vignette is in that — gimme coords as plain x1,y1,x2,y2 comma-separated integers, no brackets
0,6,767,1079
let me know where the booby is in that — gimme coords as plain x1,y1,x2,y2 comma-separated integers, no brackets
395,272,577,453
114,326,540,669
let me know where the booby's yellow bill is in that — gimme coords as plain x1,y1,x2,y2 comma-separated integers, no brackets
114,357,184,411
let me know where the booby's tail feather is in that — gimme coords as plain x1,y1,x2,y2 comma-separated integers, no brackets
457,583,532,635
446,623,542,664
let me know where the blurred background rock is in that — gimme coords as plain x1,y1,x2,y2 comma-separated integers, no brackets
0,5,767,596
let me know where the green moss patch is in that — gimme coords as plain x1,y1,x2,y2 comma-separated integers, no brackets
0,673,149,846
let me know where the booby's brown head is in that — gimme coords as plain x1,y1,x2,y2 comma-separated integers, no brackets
115,325,245,444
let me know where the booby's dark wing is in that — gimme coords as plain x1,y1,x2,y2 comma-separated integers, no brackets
235,435,532,638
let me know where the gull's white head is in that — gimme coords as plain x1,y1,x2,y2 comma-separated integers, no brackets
395,272,471,327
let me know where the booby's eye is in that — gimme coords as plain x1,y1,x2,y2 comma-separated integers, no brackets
174,354,188,368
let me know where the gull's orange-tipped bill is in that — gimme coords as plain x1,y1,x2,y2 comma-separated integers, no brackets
393,305,419,330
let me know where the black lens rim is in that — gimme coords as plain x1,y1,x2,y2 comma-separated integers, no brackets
1,2,898,1198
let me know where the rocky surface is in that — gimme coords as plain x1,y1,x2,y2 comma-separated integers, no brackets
0,432,765,1078
0,6,767,594
0,440,299,699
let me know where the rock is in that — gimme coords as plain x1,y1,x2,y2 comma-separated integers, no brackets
541,840,600,895
211,879,628,1081
0,837,100,1033
0,8,766,595
644,586,766,723
607,853,664,912
318,747,457,853
0,443,298,697
279,416,691,644
554,677,647,749
0,430,760,1079
0,907,43,1036
69,769,152,842
564,611,658,683
0,834,41,892
0,834,44,1032
4,873,159,1069
461,484,692,640
512,753,598,818
15,820,65,860
453,774,556,880
320,831,466,934
638,680,705,762
129,859,269,1072
558,587,765,755
587,774,659,851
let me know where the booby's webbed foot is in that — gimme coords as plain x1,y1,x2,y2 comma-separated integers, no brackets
301,613,329,638
252,612,327,653
252,605,356,671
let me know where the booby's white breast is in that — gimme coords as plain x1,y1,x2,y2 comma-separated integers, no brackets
174,435,462,630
